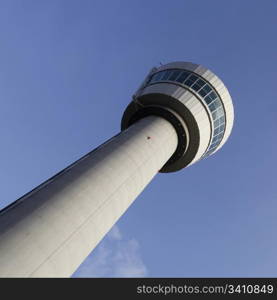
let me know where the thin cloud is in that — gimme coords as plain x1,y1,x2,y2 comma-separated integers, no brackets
73,225,148,277
108,225,122,241
112,238,148,277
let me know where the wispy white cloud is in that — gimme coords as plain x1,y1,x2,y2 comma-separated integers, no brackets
112,238,148,277
73,225,148,277
108,225,122,241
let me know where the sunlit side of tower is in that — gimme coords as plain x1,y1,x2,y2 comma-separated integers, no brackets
0,62,234,277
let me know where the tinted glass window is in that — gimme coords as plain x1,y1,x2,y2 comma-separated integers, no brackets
214,127,220,135
204,92,217,104
212,111,218,120
191,82,202,92
214,119,220,128
204,94,214,105
176,71,190,83
151,72,163,82
219,116,225,124
209,91,217,101
168,70,181,81
212,136,218,143
210,142,217,149
191,79,205,91
202,84,212,94
184,79,195,87
153,71,165,81
198,89,207,97
217,132,224,139
155,72,164,81
189,74,198,82
213,99,221,109
209,102,216,111
184,77,194,86
216,106,224,117
196,79,205,87
161,71,170,80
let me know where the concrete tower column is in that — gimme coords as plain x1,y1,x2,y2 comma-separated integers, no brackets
0,61,234,277
0,116,178,277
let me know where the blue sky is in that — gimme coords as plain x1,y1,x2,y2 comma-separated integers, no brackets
0,0,276,277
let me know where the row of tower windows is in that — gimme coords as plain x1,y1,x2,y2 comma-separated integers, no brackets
148,69,226,157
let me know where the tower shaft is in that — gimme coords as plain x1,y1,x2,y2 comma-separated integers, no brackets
0,116,177,277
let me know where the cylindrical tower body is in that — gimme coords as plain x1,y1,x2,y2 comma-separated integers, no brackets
0,61,234,277
0,116,178,277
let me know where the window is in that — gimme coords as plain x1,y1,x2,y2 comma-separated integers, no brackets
214,119,220,128
212,136,218,144
198,88,207,97
161,70,170,80
176,71,190,83
191,79,205,92
150,72,163,82
155,72,164,81
219,116,225,124
202,84,212,94
184,74,198,87
189,74,198,82
204,91,217,105
212,111,218,120
205,91,217,103
191,83,201,92
213,99,221,109
216,106,224,117
214,127,220,135
196,79,205,87
204,96,213,105
209,102,216,112
168,70,181,81
210,142,217,149
184,78,195,87
151,71,165,82
217,132,224,139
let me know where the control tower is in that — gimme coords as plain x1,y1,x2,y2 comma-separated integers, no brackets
0,62,234,277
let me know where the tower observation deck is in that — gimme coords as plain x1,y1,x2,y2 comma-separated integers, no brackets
0,62,234,277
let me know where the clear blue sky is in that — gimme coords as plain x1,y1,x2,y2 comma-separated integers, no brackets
0,0,276,277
